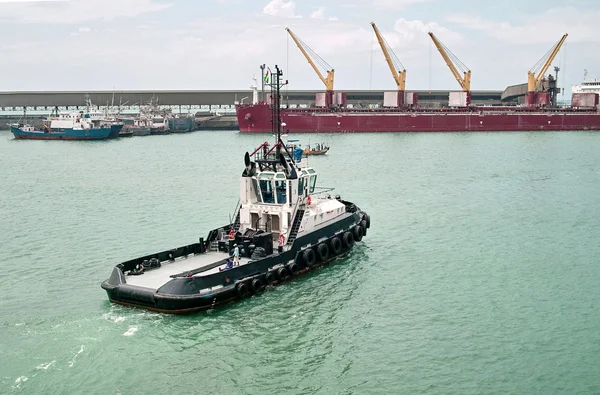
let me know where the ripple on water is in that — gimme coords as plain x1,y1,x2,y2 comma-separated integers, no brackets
1,131,600,394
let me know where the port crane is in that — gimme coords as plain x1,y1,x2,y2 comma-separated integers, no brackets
285,28,335,93
526,33,568,105
371,22,406,91
428,32,471,104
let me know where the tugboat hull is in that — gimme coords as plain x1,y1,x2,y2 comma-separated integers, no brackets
102,209,370,314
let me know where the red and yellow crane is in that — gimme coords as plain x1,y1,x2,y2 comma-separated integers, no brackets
285,28,335,92
526,33,568,105
370,22,406,91
428,32,471,105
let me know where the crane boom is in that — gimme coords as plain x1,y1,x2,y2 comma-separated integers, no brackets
285,28,334,91
527,33,568,92
428,32,471,92
371,22,406,91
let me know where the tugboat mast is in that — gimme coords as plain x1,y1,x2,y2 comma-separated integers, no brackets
269,65,289,160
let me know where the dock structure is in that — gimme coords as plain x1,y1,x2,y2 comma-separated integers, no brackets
0,89,507,111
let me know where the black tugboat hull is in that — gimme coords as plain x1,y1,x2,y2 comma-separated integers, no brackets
101,210,371,314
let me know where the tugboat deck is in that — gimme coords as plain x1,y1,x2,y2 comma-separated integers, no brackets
124,251,252,290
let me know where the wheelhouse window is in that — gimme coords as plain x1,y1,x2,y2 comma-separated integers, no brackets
275,180,287,204
309,175,317,193
252,178,262,202
258,173,275,204
298,177,305,196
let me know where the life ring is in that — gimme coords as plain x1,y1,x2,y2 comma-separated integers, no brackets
302,248,316,267
228,229,236,239
342,231,354,249
278,234,285,246
235,282,250,298
353,225,364,242
317,243,329,262
330,236,342,255
307,196,312,206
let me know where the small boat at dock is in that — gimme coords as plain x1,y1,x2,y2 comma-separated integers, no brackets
10,113,115,140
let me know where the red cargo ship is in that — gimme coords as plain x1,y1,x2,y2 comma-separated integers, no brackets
235,102,600,133
237,27,600,134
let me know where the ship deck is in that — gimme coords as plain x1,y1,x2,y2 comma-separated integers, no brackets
124,251,252,290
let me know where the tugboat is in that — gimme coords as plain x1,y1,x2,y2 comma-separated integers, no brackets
101,66,371,314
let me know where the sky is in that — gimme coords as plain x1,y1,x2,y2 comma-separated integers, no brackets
0,0,598,96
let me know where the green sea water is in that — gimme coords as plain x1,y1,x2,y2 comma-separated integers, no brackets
1,130,599,394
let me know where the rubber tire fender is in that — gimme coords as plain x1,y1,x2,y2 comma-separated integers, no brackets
364,214,371,229
277,266,288,281
236,282,250,299
360,219,368,237
302,248,316,268
265,271,277,284
317,243,329,263
342,231,355,249
353,225,364,242
329,236,342,255
251,278,264,293
287,262,299,276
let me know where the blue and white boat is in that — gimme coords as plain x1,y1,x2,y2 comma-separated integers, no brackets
10,112,114,140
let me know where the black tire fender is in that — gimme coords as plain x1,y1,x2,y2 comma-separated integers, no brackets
265,271,277,284
236,282,250,298
317,243,329,262
287,262,299,276
277,266,288,281
329,236,342,255
251,278,264,293
360,219,368,236
342,231,354,249
364,214,371,229
302,248,316,268
353,225,363,242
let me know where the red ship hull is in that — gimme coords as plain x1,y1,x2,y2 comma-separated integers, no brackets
236,103,600,133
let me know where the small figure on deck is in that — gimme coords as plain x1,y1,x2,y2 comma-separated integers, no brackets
232,244,240,266
219,258,234,271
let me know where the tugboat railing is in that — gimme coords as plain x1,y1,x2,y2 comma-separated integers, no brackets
308,187,336,201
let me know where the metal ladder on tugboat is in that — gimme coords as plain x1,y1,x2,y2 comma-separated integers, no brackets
230,200,241,232
286,208,305,246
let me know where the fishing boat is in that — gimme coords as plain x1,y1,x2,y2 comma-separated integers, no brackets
10,113,114,140
150,115,170,135
168,114,196,133
80,96,123,138
120,116,152,136
101,66,371,314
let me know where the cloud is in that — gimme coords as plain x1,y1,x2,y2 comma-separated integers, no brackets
373,0,433,10
0,0,171,24
446,7,598,44
78,27,90,33
394,18,462,44
262,0,300,18
310,7,324,19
